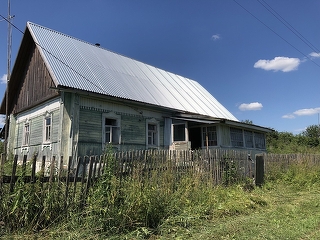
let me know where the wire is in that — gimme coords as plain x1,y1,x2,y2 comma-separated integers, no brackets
233,0,320,69
0,16,108,95
0,14,23,34
257,0,320,54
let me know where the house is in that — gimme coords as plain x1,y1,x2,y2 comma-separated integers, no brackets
0,22,272,167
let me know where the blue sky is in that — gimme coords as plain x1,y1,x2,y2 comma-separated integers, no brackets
0,0,319,133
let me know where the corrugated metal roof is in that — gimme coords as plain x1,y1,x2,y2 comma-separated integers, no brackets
27,22,238,121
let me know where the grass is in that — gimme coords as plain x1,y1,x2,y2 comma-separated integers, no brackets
1,157,320,239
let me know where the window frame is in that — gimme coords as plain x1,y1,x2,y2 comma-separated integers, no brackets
202,126,218,147
146,119,160,148
43,114,52,143
254,132,266,149
173,122,187,142
230,127,244,147
244,130,254,148
102,112,121,146
22,121,30,146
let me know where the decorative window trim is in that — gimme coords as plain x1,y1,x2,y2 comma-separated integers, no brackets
42,143,52,151
43,112,52,143
146,118,160,148
22,120,30,146
102,112,121,146
21,146,30,153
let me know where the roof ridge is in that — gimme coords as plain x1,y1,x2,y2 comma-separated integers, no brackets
26,22,198,83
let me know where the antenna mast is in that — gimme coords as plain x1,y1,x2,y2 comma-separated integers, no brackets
4,0,12,156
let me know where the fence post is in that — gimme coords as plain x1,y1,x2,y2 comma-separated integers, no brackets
0,153,4,190
9,155,18,192
31,153,38,183
255,155,264,187
84,156,95,196
49,156,56,183
65,156,72,209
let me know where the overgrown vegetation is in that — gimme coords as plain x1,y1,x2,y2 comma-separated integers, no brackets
1,124,320,239
267,124,320,153
1,151,320,239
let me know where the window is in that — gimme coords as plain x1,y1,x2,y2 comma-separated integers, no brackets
244,130,254,148
254,132,265,149
173,124,186,141
148,123,157,146
23,123,30,146
104,118,119,144
202,126,217,146
230,127,243,147
44,116,52,142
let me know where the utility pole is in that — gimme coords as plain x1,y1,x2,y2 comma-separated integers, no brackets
4,0,12,157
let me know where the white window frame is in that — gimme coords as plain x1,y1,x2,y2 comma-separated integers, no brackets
22,121,30,146
43,113,52,143
102,112,121,146
146,119,160,148
172,122,188,142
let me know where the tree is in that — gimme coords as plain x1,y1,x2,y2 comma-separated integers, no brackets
241,119,253,125
302,125,320,138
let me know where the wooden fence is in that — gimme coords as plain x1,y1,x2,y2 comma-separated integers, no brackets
1,150,320,196
0,149,254,190
264,153,320,174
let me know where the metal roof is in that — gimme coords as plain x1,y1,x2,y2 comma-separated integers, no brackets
27,22,238,121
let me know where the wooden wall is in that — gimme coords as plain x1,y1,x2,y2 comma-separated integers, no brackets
12,44,59,114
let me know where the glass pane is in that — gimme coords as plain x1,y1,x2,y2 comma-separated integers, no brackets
46,118,51,126
148,124,156,131
174,124,185,141
105,118,116,126
112,127,119,143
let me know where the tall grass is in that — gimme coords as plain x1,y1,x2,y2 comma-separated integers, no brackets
2,153,320,239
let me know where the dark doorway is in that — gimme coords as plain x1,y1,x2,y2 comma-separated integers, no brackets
189,127,202,150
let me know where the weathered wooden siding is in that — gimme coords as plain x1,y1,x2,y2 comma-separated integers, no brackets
12,44,59,114
12,99,61,161
78,107,103,156
121,114,145,146
219,125,231,146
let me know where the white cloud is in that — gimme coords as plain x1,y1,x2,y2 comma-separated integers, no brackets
239,102,263,111
282,114,295,119
309,52,320,58
1,74,7,84
211,34,220,41
254,56,300,72
283,107,320,119
293,107,320,116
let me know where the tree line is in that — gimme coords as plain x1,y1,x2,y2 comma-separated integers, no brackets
267,124,320,153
